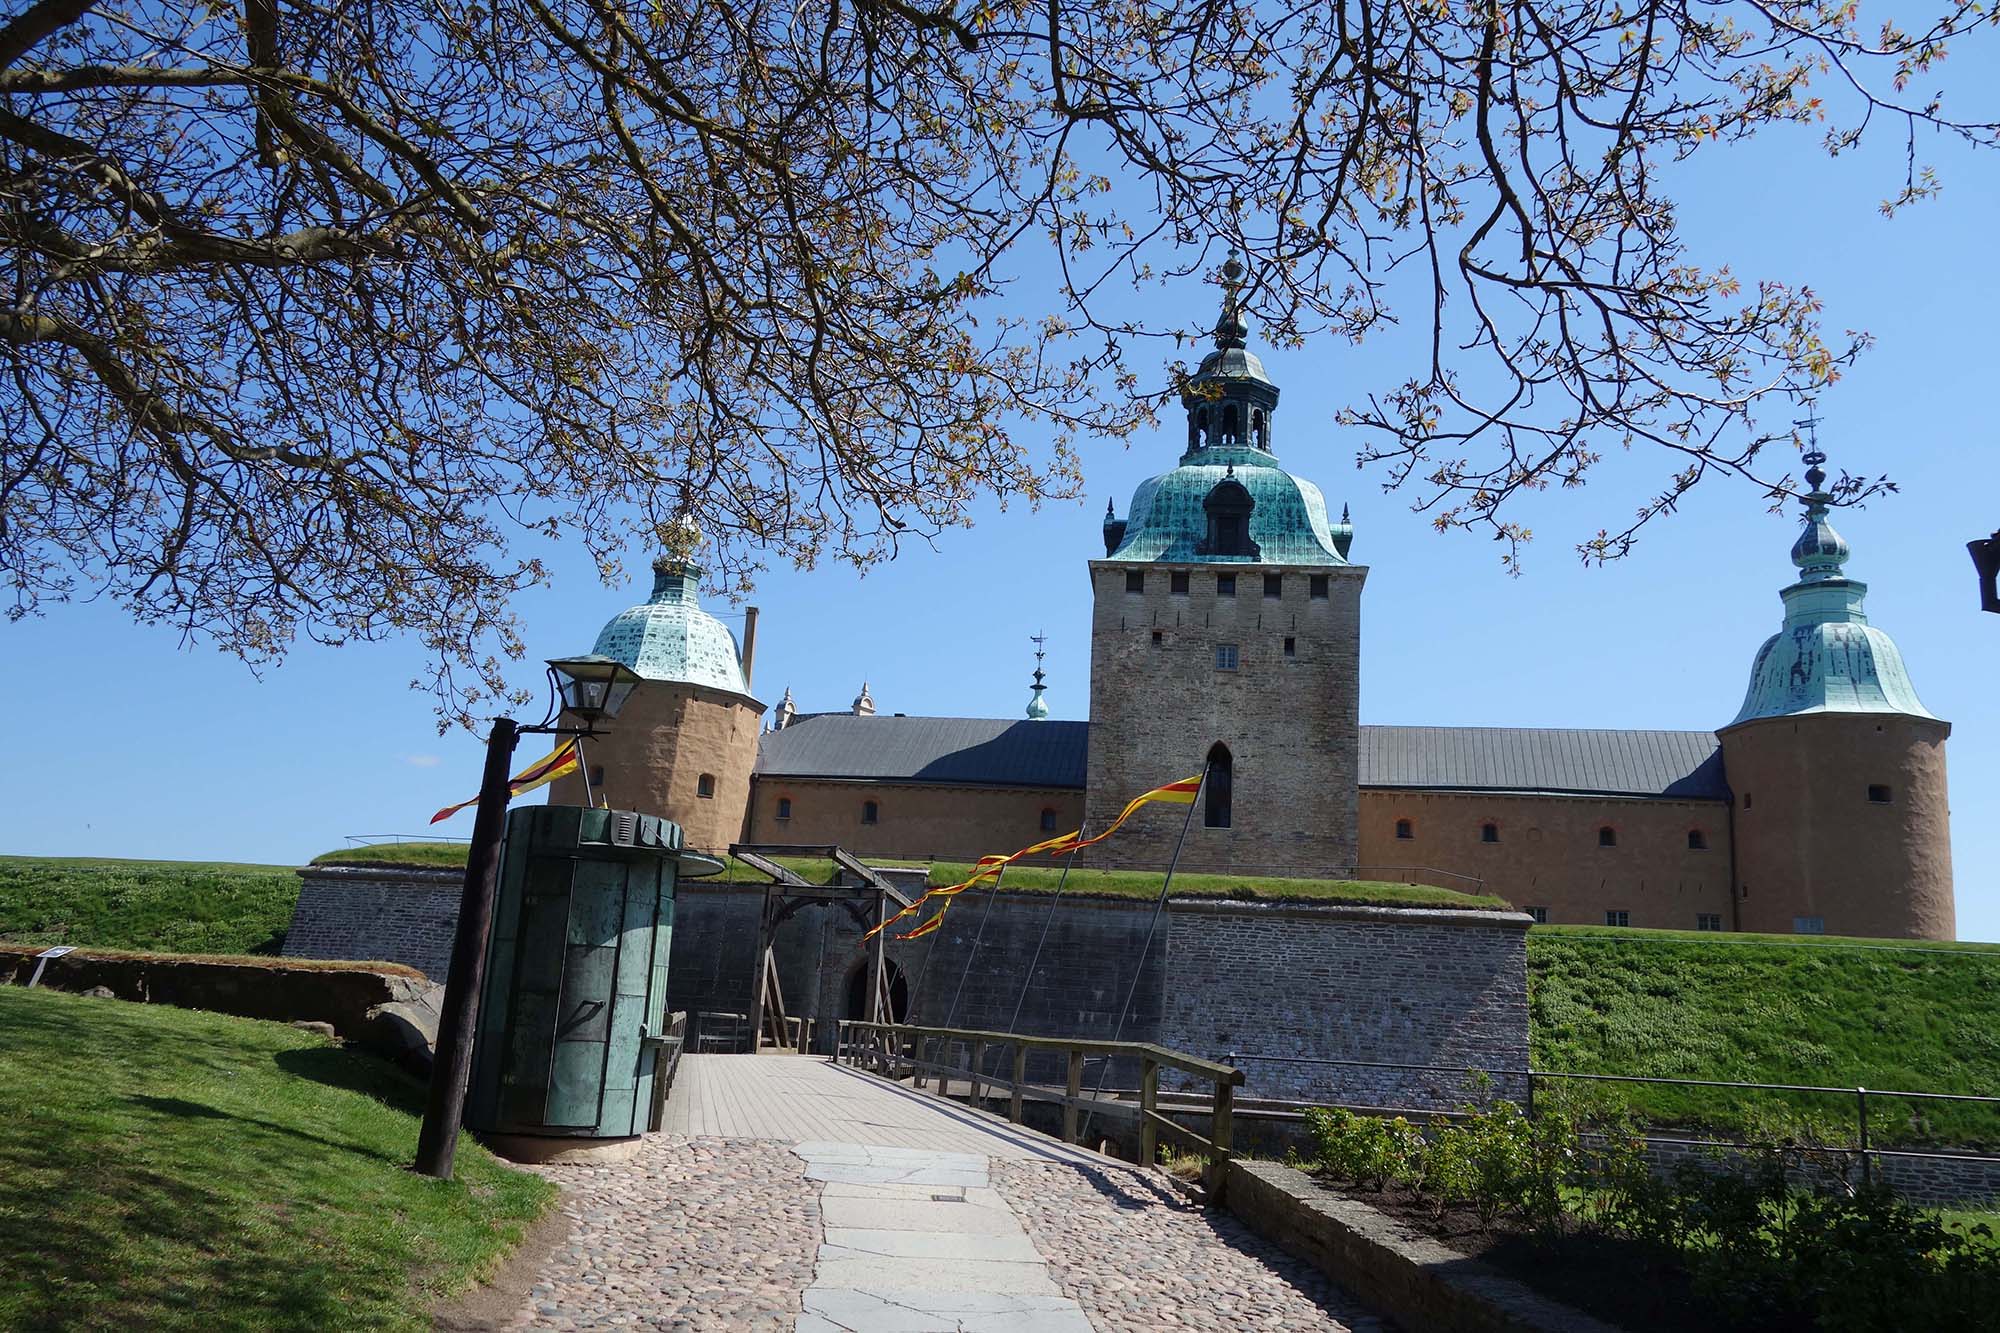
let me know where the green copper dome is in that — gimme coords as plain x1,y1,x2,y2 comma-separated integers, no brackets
1103,255,1352,566
590,560,749,694
1730,454,1934,725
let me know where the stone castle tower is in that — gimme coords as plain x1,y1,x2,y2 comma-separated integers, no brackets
1718,451,1954,938
548,557,764,853
1085,255,1365,874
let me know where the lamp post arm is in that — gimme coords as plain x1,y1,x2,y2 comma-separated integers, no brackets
415,715,519,1180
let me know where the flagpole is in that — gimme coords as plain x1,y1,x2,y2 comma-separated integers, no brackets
1078,762,1208,1150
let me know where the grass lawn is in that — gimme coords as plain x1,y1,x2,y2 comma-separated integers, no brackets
1529,928,2000,1148
0,987,553,1331
318,843,1507,910
0,855,301,955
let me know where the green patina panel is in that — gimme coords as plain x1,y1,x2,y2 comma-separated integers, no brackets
465,804,689,1140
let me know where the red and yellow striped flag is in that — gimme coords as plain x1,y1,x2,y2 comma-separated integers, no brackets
429,739,582,824
864,774,1204,942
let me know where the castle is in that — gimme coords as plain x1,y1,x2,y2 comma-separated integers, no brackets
552,263,1956,941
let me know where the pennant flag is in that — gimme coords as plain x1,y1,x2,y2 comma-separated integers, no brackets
864,774,1204,942
429,739,582,824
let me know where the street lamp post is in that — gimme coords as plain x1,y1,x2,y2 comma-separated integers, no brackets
414,654,642,1181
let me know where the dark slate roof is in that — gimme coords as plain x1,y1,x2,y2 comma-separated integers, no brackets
1359,726,1727,800
756,715,1091,788
754,717,1727,801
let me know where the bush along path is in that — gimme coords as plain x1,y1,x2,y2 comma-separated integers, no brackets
1301,1097,2000,1333
0,986,552,1331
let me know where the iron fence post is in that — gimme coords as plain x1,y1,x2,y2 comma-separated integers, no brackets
1857,1086,1871,1186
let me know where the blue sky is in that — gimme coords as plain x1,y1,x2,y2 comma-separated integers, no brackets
3,89,1996,938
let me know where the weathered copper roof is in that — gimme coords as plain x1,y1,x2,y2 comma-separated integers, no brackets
755,716,1728,800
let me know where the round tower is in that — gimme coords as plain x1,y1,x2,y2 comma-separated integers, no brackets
548,556,764,855
1718,452,1954,940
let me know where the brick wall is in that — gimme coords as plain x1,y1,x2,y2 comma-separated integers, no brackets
283,866,463,980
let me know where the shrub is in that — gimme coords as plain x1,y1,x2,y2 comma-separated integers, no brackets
1305,1107,1421,1191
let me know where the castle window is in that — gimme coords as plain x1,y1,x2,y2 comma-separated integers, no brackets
589,765,606,789
1283,636,1296,658
1214,643,1239,671
1696,913,1723,931
1222,404,1241,445
1395,818,1414,840
1202,479,1259,558
1196,406,1211,446
1151,630,1163,646
776,797,793,821
1867,784,1892,804
696,773,716,799
1041,807,1058,832
1605,910,1630,927
1253,409,1268,449
1171,571,1190,595
1126,570,1145,593
862,800,880,825
1794,916,1826,935
1742,792,1752,810
1598,826,1618,847
1217,573,1236,596
1481,823,1500,844
1688,829,1708,850
1525,906,1548,924
1263,574,1283,598
1204,743,1233,829
1310,574,1329,599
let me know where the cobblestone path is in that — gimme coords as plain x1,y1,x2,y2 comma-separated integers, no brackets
499,1057,1380,1330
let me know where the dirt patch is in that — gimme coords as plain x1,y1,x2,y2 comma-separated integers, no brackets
432,1197,573,1331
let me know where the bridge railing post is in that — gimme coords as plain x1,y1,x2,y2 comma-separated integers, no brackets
1063,1047,1083,1144
1010,1043,1026,1124
1208,1080,1235,1203
969,1040,985,1107
1139,1056,1159,1168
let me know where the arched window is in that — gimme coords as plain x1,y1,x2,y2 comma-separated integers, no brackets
1196,406,1211,446
1481,822,1499,844
1204,743,1233,829
1040,807,1058,832
696,773,716,798
1598,826,1617,847
1222,404,1241,445
1688,829,1708,851
1395,818,1414,840
1253,409,1268,449
862,800,880,825
1201,478,1259,557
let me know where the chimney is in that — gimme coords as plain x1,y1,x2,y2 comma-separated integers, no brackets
741,605,759,690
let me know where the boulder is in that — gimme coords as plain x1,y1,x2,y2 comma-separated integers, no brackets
359,989,442,1078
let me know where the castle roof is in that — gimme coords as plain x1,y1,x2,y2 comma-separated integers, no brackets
755,716,1727,800
589,560,750,695
1728,451,1936,726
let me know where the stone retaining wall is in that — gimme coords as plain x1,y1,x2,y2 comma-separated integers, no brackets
283,865,463,981
1632,1134,2000,1208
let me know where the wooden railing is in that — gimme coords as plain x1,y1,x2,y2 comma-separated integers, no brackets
835,1020,1243,1201
645,1010,689,1132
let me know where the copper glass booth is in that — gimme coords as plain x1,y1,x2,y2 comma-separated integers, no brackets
465,805,720,1160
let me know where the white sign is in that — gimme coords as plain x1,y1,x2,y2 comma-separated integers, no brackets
35,945,77,959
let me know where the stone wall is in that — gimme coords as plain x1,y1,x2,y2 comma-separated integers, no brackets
1355,789,1734,931
1084,561,1364,876
283,865,463,981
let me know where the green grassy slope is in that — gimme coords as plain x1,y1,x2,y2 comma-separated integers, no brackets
1529,928,2000,1147
0,987,552,1331
318,843,1505,910
0,855,301,955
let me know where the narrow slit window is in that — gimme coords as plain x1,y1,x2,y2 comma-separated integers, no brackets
1204,743,1233,829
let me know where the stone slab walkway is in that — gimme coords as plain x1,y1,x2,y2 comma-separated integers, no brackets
503,1056,1381,1331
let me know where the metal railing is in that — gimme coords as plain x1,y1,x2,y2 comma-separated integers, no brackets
1224,1052,2000,1174
341,832,473,846
837,1020,1244,1200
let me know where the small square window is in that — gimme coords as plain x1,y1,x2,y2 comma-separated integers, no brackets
1217,574,1236,597
1309,575,1329,599
1867,784,1892,804
1263,574,1283,599
1481,823,1500,844
1794,916,1825,935
696,773,716,799
1598,827,1618,848
1696,913,1723,931
1605,910,1630,928
1688,829,1708,851
862,800,880,825
1214,643,1239,671
1394,818,1414,840
1171,572,1190,595
1125,570,1145,594
589,765,606,789
1283,636,1296,658
776,797,792,821
1525,906,1548,924
1151,630,1163,646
